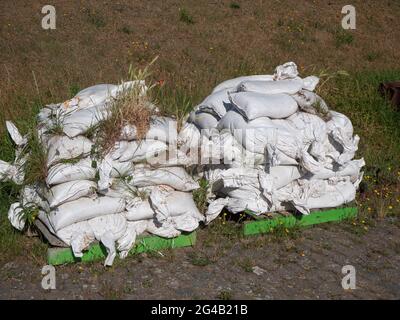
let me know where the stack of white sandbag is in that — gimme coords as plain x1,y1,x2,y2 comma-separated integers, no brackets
180,62,364,223
2,81,203,266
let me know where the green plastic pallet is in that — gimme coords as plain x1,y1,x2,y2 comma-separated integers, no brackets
48,232,196,266
243,207,358,236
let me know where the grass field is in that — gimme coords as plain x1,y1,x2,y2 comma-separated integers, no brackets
0,0,399,267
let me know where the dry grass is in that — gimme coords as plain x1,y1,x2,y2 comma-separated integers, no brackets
96,57,158,154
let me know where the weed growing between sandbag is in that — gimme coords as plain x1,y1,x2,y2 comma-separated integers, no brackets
96,57,158,155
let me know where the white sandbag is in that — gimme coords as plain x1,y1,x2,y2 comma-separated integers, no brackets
6,121,28,147
110,161,134,178
0,161,17,183
274,62,298,80
97,154,135,191
42,180,97,208
146,218,181,238
302,76,320,91
328,111,354,137
286,112,328,143
211,166,301,198
277,112,329,162
37,104,60,124
218,132,265,167
195,89,231,118
149,188,204,223
66,84,117,110
48,196,125,231
289,179,357,215
190,111,219,130
88,213,127,266
212,75,274,94
145,117,177,144
21,184,50,212
0,122,28,184
205,198,229,224
56,213,127,266
62,104,109,138
229,92,298,120
261,165,302,191
46,135,93,167
120,116,177,144
291,90,329,116
125,198,155,221
112,139,168,163
127,166,199,191
177,122,201,150
117,220,148,259
146,148,192,167
326,111,359,165
124,189,202,232
223,185,284,214
304,158,365,181
46,158,96,185
218,111,301,160
217,110,274,132
237,79,303,95
55,220,95,258
236,124,302,162
60,81,147,112
171,213,200,232
8,202,25,231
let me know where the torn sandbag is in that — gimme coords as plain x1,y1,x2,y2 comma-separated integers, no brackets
291,90,330,117
117,220,148,259
6,121,28,147
8,202,25,231
274,61,298,80
88,213,127,266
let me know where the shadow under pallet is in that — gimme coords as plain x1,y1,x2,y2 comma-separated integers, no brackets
48,232,196,266
47,207,357,265
243,207,358,236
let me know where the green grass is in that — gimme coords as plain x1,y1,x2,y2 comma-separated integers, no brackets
192,178,209,214
179,8,194,25
333,29,354,47
230,2,241,9
85,9,106,28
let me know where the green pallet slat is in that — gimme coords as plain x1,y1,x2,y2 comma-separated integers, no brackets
48,232,196,266
243,207,358,236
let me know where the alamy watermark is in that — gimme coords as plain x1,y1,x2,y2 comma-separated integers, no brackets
41,5,56,30
342,5,356,30
41,265,56,290
341,265,356,290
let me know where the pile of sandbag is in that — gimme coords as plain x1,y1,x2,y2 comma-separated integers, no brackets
180,62,364,223
2,81,203,266
1,61,365,266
